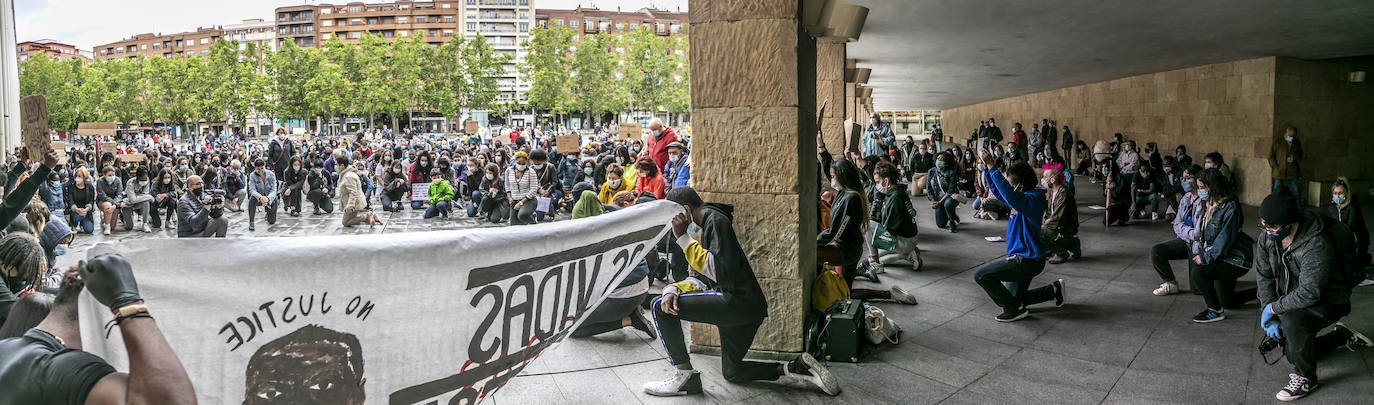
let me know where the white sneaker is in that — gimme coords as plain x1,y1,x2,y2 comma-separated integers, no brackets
642,369,702,397
906,248,924,271
1153,282,1179,296
890,286,918,305
142,223,152,233
789,353,841,396
1359,279,1374,287
1151,212,1160,221
868,260,886,275
103,226,111,236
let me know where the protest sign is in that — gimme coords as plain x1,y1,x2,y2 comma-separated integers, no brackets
556,134,579,152
101,143,117,154
465,120,480,134
618,122,641,140
78,122,120,137
52,141,68,165
412,182,430,202
79,201,678,404
21,95,50,159
118,153,146,163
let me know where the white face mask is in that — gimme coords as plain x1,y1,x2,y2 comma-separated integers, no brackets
830,178,841,190
609,179,622,188
75,178,85,185
163,178,172,184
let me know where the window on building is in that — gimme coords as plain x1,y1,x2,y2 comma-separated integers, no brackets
382,31,393,38
368,18,378,24
305,25,314,32
350,31,361,39
303,11,313,19
322,20,333,26
416,16,426,23
200,38,209,45
322,33,332,40
519,23,528,32
200,50,208,56
630,23,638,30
519,12,528,19
152,43,160,49
615,23,624,30
399,30,409,37
383,17,394,24
348,6,361,12
320,7,331,14
351,18,362,25
443,29,454,36
442,3,450,8
398,16,408,23
466,22,476,32
443,16,453,22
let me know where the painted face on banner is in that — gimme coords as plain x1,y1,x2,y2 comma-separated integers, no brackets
243,325,365,405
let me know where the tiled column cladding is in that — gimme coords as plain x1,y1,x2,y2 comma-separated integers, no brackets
818,40,847,153
687,0,818,354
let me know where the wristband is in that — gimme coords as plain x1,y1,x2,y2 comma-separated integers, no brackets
114,303,149,318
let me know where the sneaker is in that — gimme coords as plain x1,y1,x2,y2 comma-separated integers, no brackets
1334,322,1372,349
867,260,886,275
1359,279,1374,287
1151,212,1160,221
1276,373,1318,401
906,248,923,271
1192,308,1225,323
628,308,657,340
1053,279,1066,308
141,223,151,233
1153,281,1180,296
996,307,1029,322
890,286,917,305
1047,254,1067,264
103,227,110,236
950,223,959,233
642,369,702,397
788,353,840,396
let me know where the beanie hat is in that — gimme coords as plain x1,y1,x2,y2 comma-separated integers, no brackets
1259,192,1300,226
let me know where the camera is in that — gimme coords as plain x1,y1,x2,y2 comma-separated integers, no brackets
206,189,226,205
1259,336,1285,365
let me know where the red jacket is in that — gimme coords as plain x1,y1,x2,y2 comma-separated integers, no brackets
637,173,666,199
645,126,678,170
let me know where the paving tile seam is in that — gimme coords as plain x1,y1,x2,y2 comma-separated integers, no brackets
1098,293,1178,405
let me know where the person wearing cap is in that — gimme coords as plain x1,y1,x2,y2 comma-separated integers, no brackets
246,158,279,232
663,141,690,192
423,168,454,219
1254,191,1372,401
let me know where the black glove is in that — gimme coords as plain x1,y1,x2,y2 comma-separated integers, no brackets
80,254,142,311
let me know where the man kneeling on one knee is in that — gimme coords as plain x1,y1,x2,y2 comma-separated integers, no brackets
1255,192,1371,402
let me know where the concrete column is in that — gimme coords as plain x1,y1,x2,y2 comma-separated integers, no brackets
687,0,817,355
817,40,846,153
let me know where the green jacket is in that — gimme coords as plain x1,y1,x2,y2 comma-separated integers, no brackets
428,180,454,204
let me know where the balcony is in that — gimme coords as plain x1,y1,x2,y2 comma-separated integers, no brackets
478,0,520,8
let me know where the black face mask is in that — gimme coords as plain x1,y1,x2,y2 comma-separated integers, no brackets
3,269,25,294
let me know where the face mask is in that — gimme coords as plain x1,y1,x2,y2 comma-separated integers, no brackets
107,176,118,182
515,164,527,171
632,146,642,153
638,171,649,178
163,178,172,184
1197,189,1210,201
609,179,622,188
293,164,302,170
1100,168,1110,176
616,157,625,164
139,180,149,187
53,245,68,256
935,161,946,170
1204,162,1214,169
669,154,681,163
75,178,85,185
1333,195,1347,205
1285,136,1293,143
421,161,429,167
1181,181,1194,192
583,167,594,175
49,180,60,187
485,173,495,181
1141,172,1150,178
652,129,663,137
1266,225,1292,242
874,183,886,194
532,163,545,170
686,222,701,235
869,118,877,125
830,178,841,190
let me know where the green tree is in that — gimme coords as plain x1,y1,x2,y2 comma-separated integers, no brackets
621,26,677,116
205,39,256,134
17,52,82,131
570,33,622,128
460,35,509,117
521,26,574,124
663,35,691,121
266,38,320,130
322,37,363,134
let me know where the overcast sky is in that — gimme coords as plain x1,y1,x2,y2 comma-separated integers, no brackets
15,0,688,51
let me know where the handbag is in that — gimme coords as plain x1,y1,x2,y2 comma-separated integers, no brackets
872,223,897,251
811,265,850,313
1219,232,1256,269
863,304,902,345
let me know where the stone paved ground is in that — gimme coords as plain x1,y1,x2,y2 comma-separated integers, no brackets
55,188,1374,404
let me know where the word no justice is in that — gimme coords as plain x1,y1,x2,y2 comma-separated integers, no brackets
218,292,375,352
467,242,647,364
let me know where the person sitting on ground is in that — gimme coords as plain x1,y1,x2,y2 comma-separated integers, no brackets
306,160,333,215
281,156,306,217
471,163,509,223
62,167,97,235
972,153,1066,322
634,157,666,200
177,175,228,238
925,152,962,233
611,190,637,209
1187,168,1257,323
598,164,633,205
569,190,656,340
1041,163,1080,264
1160,156,1183,220
1254,191,1372,401
505,151,539,225
1203,151,1233,184
423,168,454,219
645,187,839,397
1133,163,1162,221
1323,177,1371,286
663,142,690,193
1102,158,1132,226
338,155,382,228
95,166,123,236
380,161,408,212
222,159,248,212
529,149,561,221
859,162,923,276
817,159,917,304
0,255,198,404
121,171,155,233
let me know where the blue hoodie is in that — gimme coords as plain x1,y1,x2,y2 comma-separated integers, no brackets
984,168,1046,261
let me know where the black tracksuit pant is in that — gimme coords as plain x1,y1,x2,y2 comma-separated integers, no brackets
1279,302,1353,382
651,292,780,383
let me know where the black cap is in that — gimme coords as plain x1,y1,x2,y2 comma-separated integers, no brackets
1259,192,1300,226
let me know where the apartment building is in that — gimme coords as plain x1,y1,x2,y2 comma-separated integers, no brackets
93,27,223,61
17,39,92,63
535,6,686,39
223,18,278,52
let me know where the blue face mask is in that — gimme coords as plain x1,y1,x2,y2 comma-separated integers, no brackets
1333,195,1347,205
1204,163,1214,169
53,245,68,256
1181,181,1194,192
1141,172,1150,178
1266,225,1292,242
1197,189,1210,201
935,161,946,170
686,222,701,235
583,167,593,175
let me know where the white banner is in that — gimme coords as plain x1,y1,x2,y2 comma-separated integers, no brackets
79,201,679,404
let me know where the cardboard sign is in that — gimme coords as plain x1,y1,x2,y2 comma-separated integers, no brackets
411,182,430,202
119,154,146,163
465,120,479,134
52,141,68,165
78,122,120,137
618,122,642,140
556,134,579,152
101,143,117,154
21,95,51,160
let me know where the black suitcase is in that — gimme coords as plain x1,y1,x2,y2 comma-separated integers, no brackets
821,299,863,363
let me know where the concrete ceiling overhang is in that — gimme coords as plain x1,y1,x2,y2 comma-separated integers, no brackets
846,0,1374,111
